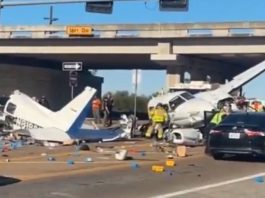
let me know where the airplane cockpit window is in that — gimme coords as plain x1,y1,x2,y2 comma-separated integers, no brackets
6,102,16,114
169,96,185,111
180,92,194,101
0,97,10,114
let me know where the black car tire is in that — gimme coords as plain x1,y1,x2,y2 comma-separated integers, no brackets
213,153,224,160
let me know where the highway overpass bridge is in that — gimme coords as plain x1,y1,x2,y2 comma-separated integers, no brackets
1,21,265,109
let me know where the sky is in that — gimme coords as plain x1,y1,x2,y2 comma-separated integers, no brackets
1,0,265,97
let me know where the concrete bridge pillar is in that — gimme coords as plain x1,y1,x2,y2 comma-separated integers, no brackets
0,64,103,111
166,65,183,91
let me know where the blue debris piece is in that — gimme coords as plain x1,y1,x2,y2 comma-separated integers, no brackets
255,176,264,183
140,151,146,156
15,140,23,148
47,156,55,161
10,142,16,150
130,162,139,170
166,169,174,176
67,159,75,165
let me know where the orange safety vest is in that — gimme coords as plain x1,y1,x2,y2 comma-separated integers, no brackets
92,99,101,111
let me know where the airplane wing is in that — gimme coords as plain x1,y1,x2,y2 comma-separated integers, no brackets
67,128,127,142
216,60,265,94
196,60,265,104
28,127,128,143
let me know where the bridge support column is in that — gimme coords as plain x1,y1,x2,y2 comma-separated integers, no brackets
166,66,183,91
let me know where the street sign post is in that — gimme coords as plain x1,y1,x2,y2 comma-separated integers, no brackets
62,62,82,71
69,71,78,99
62,62,83,99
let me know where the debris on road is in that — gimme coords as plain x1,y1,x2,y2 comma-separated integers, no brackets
115,149,128,160
130,162,139,170
165,159,175,167
152,165,165,173
47,156,56,161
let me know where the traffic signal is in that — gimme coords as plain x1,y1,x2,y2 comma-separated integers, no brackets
159,0,188,11
85,1,113,14
0,0,3,9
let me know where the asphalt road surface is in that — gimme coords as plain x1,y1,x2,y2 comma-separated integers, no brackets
2,149,265,198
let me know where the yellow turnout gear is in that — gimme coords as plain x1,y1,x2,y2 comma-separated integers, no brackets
145,106,168,139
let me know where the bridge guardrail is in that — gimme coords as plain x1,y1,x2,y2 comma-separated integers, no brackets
0,22,265,39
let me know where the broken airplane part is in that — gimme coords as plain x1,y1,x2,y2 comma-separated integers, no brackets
0,87,130,143
149,60,265,128
148,60,265,145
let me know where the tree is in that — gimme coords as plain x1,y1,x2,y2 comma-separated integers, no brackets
108,91,150,113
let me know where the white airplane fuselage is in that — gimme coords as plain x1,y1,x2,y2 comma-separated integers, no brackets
148,60,265,128
148,91,214,127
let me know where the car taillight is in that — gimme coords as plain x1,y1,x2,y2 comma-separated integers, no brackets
209,130,222,134
244,129,265,137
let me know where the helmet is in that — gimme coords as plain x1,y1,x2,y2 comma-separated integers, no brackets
156,103,163,107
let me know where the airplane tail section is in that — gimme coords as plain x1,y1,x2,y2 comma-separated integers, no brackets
53,86,96,132
217,60,265,94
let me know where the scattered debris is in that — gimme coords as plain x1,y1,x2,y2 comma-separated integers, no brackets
96,157,110,160
78,144,90,151
47,156,56,161
115,149,128,160
63,140,75,146
255,176,264,183
152,142,175,154
176,146,187,157
166,170,174,176
43,142,60,147
41,153,47,157
67,160,75,165
84,157,93,162
152,165,165,173
130,162,139,170
165,159,176,167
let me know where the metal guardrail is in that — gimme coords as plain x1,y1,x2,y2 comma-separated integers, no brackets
0,22,265,39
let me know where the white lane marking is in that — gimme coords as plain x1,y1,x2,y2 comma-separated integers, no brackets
152,172,265,198
50,192,75,198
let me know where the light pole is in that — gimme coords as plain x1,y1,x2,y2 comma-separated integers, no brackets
44,6,58,25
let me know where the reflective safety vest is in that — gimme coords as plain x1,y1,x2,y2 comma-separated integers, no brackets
148,108,155,119
151,108,168,123
210,112,225,125
92,99,101,111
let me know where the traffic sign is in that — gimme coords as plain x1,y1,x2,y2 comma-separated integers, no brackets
66,26,93,36
62,62,83,71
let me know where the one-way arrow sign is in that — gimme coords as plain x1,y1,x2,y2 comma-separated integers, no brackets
62,62,83,71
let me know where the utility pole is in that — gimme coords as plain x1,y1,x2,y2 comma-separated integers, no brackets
132,69,141,138
44,6,58,25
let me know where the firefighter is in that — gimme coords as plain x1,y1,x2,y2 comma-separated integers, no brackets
204,104,231,143
145,103,168,140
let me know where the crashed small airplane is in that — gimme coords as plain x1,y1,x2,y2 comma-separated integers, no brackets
0,87,130,144
148,60,265,145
